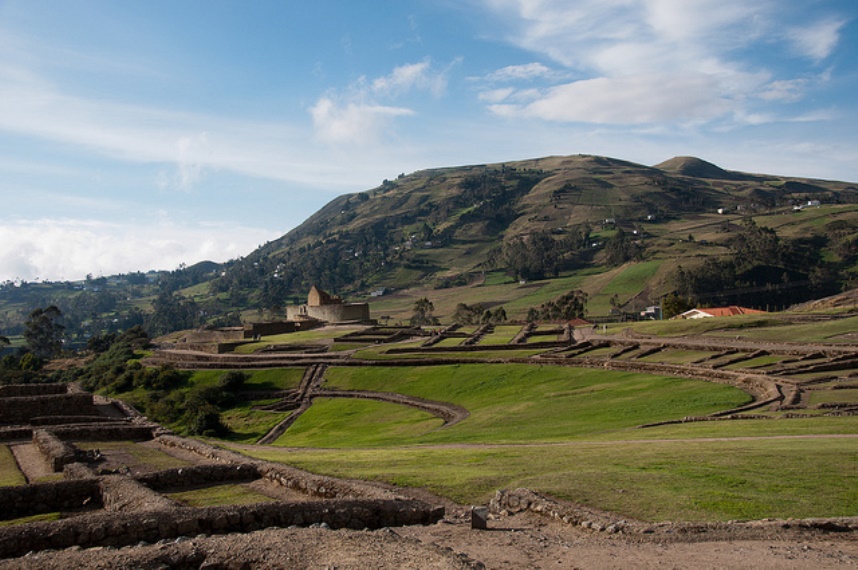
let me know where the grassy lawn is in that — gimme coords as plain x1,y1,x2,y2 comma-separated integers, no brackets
187,368,305,391
76,441,191,471
618,315,782,337
722,354,788,370
168,484,276,507
220,401,286,443
233,327,364,354
242,436,857,522
278,398,444,447
807,389,858,406
0,445,25,487
636,349,717,364
600,260,663,296
478,325,523,345
708,315,858,343
297,364,752,446
435,337,466,347
352,346,548,360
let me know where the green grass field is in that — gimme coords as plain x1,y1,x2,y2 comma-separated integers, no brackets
188,368,305,391
281,398,444,447
0,445,25,487
220,402,285,443
76,441,191,471
256,436,856,522
277,364,750,447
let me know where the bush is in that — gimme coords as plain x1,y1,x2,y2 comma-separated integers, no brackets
219,370,248,392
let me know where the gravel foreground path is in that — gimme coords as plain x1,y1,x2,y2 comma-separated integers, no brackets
2,510,856,569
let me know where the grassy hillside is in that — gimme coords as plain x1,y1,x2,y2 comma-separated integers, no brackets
2,154,856,338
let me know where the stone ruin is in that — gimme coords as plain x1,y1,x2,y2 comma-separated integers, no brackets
286,285,373,324
0,383,443,560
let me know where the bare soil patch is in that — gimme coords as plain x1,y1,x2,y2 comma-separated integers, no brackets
7,443,53,484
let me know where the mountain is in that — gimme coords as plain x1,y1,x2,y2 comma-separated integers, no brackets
2,154,856,340
218,154,855,303
653,156,746,180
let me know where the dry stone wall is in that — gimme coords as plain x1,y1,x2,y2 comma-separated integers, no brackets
32,429,78,472
0,498,443,559
135,463,260,491
491,488,858,540
99,474,180,512
0,479,102,520
0,393,95,424
155,435,398,500
0,384,68,398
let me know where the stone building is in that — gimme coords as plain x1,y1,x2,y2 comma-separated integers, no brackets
286,285,372,324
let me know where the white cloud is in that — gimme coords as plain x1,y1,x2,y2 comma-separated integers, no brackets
309,97,414,145
786,18,846,62
757,79,807,103
483,62,555,82
0,218,281,283
475,0,844,126
310,59,456,146
490,73,732,124
478,87,516,103
371,60,448,97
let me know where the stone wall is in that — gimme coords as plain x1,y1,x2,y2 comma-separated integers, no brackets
0,479,102,520
287,303,371,323
135,463,261,491
32,429,78,472
0,384,68,398
30,415,119,426
99,474,180,512
156,435,398,500
0,393,95,424
49,424,156,441
0,499,443,559
183,328,245,344
244,321,296,338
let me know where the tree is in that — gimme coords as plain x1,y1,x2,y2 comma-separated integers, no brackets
452,302,484,325
661,293,694,319
24,305,65,359
605,228,638,266
410,298,439,326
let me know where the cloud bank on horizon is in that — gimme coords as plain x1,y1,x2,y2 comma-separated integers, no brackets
0,0,854,282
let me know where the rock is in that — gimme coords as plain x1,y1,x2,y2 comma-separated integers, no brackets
471,507,489,530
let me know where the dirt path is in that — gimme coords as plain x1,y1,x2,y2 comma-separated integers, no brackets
8,443,53,484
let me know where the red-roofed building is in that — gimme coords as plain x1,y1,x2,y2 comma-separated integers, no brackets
673,306,767,320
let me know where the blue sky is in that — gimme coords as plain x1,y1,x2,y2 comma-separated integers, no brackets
1,0,855,282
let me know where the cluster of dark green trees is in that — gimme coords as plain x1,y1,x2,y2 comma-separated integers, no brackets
54,326,243,437
669,218,853,308
451,303,507,325
498,226,591,280
0,305,68,383
526,290,588,322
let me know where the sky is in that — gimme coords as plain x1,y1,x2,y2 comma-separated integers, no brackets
0,0,855,283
